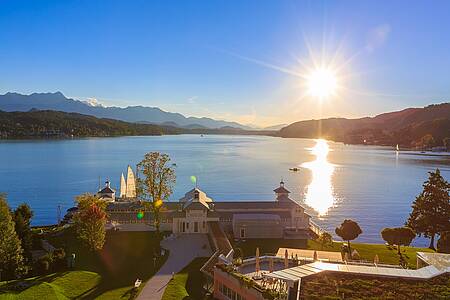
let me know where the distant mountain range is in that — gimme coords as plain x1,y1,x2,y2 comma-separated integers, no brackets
278,103,450,148
1,91,448,148
0,92,254,130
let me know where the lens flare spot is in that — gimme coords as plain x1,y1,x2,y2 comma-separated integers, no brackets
154,199,163,209
137,211,144,220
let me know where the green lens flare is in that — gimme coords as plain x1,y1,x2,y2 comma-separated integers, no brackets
190,175,197,184
137,211,144,220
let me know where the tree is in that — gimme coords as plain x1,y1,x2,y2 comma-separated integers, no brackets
381,227,416,255
437,232,450,254
13,203,34,262
335,219,362,255
419,134,435,150
73,193,107,251
407,169,450,249
444,137,450,151
0,195,24,280
136,152,176,238
317,232,333,250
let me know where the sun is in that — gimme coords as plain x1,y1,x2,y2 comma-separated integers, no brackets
306,68,338,99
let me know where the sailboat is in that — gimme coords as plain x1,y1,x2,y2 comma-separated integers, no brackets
396,144,399,152
119,166,137,199
126,165,136,198
120,173,127,198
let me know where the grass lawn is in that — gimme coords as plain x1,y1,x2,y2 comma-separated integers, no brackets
0,229,166,299
162,257,209,300
233,239,434,268
0,271,100,300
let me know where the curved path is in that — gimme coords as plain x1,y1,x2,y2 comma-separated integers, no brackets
137,234,212,300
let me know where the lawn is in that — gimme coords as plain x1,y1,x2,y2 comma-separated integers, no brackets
0,271,100,300
233,239,434,268
0,229,166,299
162,257,209,300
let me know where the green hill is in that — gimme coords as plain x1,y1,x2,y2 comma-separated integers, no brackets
0,109,184,138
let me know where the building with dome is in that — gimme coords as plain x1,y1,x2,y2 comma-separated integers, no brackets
105,180,311,240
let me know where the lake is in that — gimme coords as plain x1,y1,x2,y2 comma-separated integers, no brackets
0,135,448,246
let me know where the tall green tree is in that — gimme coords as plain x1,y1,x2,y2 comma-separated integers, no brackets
73,194,107,251
407,169,450,249
136,152,176,238
0,195,24,280
13,203,34,263
381,227,416,255
335,219,362,255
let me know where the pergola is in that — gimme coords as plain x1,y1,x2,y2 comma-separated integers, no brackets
276,248,343,263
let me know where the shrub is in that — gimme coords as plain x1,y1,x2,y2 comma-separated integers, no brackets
52,248,66,271
35,255,52,275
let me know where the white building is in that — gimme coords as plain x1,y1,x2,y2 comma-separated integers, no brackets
106,181,311,239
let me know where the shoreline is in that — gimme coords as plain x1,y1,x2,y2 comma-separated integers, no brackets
1,133,449,156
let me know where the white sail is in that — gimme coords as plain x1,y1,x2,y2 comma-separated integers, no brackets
120,173,127,198
126,165,136,198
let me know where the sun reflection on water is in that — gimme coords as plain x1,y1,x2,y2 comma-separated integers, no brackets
302,139,336,216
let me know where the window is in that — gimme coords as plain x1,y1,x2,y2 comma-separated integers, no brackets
240,228,246,238
217,281,246,300
224,286,229,297
194,222,199,233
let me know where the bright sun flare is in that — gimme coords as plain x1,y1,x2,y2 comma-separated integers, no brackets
307,68,337,99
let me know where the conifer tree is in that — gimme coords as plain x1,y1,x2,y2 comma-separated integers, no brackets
13,203,34,262
407,169,450,249
0,195,24,280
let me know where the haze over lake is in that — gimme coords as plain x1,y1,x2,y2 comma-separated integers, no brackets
1,135,448,246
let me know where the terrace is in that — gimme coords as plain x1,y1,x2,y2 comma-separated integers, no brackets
213,247,450,300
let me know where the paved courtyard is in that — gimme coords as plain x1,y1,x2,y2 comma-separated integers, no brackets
137,234,212,300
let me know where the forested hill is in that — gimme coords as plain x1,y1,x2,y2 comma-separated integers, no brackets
0,110,275,138
278,103,450,148
0,110,184,138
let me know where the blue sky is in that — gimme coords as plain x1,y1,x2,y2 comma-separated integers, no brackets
1,0,449,126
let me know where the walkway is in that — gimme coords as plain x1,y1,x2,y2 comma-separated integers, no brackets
137,234,212,300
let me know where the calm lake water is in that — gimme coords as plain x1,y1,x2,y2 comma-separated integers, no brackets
1,135,449,246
